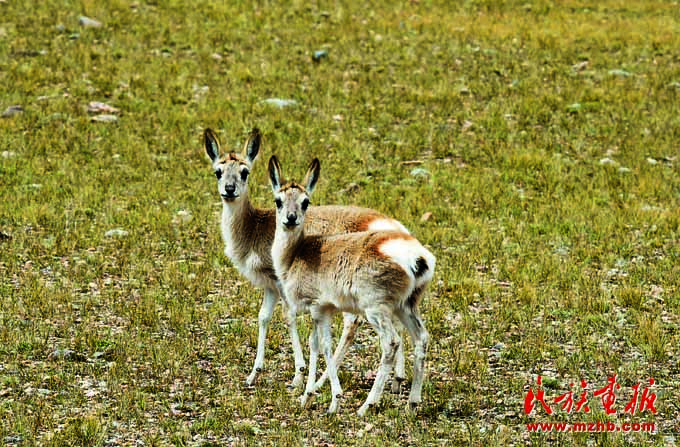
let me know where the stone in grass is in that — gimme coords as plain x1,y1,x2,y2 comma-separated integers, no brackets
48,349,88,362
312,49,328,62
410,167,431,179
92,350,116,361
566,103,581,113
608,69,631,77
87,101,119,114
1,105,23,118
173,209,193,224
79,15,102,28
490,342,505,358
260,98,298,108
336,182,359,195
91,114,118,123
104,228,128,237
599,157,617,166
571,61,589,72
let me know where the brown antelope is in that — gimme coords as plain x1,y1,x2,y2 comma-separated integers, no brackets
268,155,435,415
205,127,409,388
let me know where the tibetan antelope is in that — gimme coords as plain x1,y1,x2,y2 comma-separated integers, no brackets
204,127,409,388
268,155,435,415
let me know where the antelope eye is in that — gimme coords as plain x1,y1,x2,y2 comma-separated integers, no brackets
301,198,309,211
241,169,249,181
275,198,283,209
214,170,222,180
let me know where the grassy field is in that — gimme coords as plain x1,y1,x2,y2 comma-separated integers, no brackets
1,0,679,445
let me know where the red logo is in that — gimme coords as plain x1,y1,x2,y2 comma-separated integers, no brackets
524,375,657,416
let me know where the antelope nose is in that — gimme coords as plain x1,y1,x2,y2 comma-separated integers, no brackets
285,214,297,225
224,185,236,194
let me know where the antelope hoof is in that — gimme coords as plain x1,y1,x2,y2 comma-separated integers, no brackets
246,367,262,386
299,393,310,407
290,373,304,389
357,402,372,417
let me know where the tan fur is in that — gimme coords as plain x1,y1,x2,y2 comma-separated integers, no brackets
269,155,434,415
224,203,393,286
278,231,413,310
220,152,248,164
205,127,409,388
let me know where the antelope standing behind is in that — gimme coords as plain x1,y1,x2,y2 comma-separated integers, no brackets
205,127,409,388
268,155,435,415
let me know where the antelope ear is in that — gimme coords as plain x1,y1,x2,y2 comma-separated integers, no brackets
204,128,221,163
243,127,262,164
268,155,282,193
303,158,320,196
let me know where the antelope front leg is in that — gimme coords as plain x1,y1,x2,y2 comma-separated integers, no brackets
246,288,277,386
300,324,320,407
284,301,306,388
319,315,343,413
313,313,360,392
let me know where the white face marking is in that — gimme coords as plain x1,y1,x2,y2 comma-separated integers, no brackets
367,218,410,234
274,186,310,231
214,157,251,202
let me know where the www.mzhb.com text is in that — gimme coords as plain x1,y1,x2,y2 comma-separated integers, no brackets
526,421,655,433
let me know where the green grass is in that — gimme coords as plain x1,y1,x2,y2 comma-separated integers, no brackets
1,0,679,445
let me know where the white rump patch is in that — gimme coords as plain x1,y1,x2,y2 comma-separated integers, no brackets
379,237,435,287
368,218,410,234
